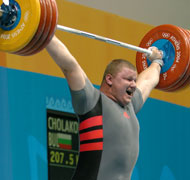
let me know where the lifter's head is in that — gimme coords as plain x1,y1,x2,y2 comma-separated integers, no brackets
100,59,137,106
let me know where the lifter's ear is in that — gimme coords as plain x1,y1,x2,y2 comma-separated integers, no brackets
105,74,113,86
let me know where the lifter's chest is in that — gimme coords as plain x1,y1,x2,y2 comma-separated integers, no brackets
101,95,139,139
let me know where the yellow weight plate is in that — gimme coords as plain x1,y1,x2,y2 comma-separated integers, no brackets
0,0,41,52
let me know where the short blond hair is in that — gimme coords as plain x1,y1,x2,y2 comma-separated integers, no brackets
102,59,136,81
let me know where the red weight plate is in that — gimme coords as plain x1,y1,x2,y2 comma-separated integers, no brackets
14,0,47,55
162,27,190,91
26,0,58,55
21,0,53,56
178,29,190,89
172,29,190,90
136,24,190,91
182,30,190,88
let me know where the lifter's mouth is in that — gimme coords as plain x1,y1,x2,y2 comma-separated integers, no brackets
126,89,135,96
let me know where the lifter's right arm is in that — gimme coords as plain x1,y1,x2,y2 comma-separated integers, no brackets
46,36,87,91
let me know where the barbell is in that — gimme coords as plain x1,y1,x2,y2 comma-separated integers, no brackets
0,0,190,92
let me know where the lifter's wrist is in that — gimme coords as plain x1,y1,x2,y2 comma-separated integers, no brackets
152,59,164,67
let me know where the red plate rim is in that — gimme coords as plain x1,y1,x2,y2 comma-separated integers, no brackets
22,0,53,56
26,0,58,55
163,27,190,91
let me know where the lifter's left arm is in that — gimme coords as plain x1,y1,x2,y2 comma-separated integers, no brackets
136,47,163,103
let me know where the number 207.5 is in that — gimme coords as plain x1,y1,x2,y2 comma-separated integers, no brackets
50,151,79,166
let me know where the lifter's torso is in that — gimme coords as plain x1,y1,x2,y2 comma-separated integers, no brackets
97,93,140,180
71,79,143,180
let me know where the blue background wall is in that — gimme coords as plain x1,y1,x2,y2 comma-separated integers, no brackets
0,67,189,180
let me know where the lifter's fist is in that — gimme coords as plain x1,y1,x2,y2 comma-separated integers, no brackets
147,46,163,61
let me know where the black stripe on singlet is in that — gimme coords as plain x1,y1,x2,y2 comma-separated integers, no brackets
79,125,103,134
80,138,103,145
72,95,103,180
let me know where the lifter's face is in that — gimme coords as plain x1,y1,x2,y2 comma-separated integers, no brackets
106,67,137,106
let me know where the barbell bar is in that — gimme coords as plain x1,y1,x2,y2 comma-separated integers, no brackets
0,0,190,92
0,9,6,13
56,25,152,56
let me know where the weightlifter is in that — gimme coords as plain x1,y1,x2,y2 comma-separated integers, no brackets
46,36,163,180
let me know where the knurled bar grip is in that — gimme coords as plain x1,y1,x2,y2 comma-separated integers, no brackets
56,24,152,56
